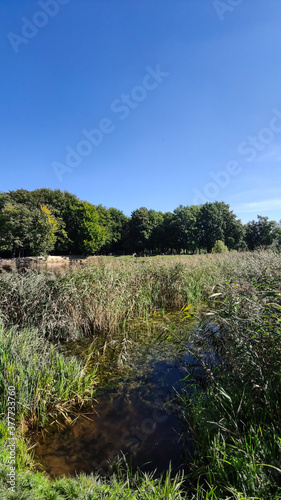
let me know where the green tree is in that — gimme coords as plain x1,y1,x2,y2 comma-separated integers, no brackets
40,205,58,253
173,205,201,254
273,220,281,249
104,208,129,254
2,188,69,253
245,216,280,250
32,188,81,253
217,202,244,250
147,210,164,253
198,202,244,253
198,202,224,253
0,201,58,256
159,212,177,253
76,202,110,254
128,207,153,253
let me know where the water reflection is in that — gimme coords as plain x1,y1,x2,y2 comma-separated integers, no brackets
33,338,194,478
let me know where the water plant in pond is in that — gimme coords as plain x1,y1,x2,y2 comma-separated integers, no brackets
0,323,98,428
1,250,281,499
178,260,281,499
0,251,273,339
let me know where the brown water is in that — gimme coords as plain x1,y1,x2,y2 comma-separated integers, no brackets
32,338,195,478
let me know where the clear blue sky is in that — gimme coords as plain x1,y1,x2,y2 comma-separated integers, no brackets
1,0,281,223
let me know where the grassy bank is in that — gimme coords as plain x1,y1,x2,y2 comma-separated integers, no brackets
1,251,281,498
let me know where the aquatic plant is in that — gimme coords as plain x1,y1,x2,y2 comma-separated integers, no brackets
1,251,279,340
0,323,97,428
1,250,281,499
178,251,281,498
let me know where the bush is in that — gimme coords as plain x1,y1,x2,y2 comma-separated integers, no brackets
211,240,229,253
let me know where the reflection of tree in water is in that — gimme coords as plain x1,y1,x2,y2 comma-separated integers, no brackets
34,342,193,478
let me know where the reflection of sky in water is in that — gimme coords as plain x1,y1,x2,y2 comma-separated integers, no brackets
34,340,194,478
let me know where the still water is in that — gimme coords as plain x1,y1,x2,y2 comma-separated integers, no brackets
32,330,195,478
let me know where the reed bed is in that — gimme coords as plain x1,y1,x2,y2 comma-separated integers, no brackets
1,250,281,499
0,323,98,428
177,250,281,499
0,323,99,498
1,251,279,341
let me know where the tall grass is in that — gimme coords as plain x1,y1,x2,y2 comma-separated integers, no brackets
177,250,281,499
1,250,281,499
0,323,98,428
1,251,279,340
0,322,101,498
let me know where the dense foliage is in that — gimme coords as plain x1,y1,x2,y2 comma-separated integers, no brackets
0,189,280,256
180,250,281,498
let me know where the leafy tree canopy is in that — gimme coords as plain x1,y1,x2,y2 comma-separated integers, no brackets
0,189,278,256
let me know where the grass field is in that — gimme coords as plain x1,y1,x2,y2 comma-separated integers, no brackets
0,250,281,499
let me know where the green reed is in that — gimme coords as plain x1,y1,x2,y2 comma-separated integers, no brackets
178,250,281,499
1,252,275,341
1,250,281,499
0,323,98,427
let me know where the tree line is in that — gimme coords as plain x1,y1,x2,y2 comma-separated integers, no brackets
0,189,280,257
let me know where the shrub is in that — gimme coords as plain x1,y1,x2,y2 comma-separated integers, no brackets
211,240,229,253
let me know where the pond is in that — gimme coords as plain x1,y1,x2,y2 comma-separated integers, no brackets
31,320,197,478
